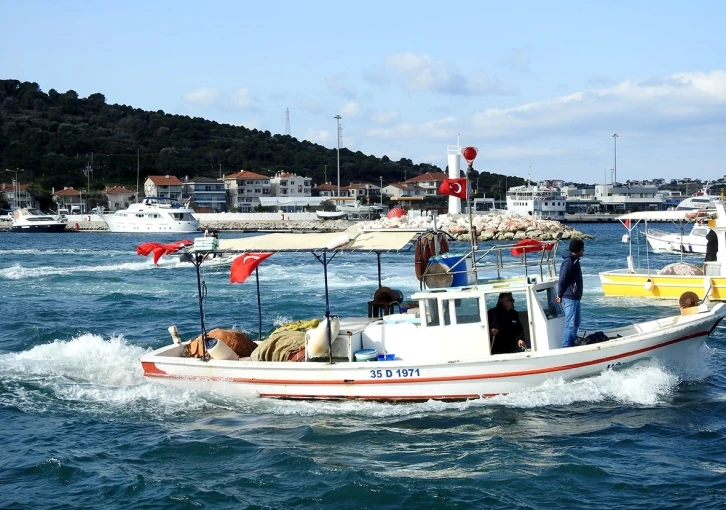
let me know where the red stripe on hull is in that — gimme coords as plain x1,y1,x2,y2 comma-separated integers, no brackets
142,330,707,387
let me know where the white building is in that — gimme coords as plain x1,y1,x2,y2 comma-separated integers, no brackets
144,175,184,201
223,170,270,212
270,172,312,197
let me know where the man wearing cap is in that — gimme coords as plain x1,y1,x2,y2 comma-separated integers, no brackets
487,292,527,354
556,239,585,348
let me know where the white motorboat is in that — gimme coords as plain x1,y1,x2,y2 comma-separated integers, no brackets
316,210,348,220
645,221,710,254
506,182,567,221
676,183,721,211
139,230,726,401
100,197,199,233
336,201,383,220
10,208,68,233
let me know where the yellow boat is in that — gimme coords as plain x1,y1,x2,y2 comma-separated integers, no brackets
599,205,724,301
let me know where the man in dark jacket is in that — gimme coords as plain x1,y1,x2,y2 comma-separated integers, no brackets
556,239,584,348
488,292,527,354
705,228,718,263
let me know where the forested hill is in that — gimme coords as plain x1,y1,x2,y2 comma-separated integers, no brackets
0,79,524,198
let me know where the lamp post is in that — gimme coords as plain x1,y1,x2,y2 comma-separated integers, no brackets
334,114,342,197
612,133,619,185
5,168,24,209
379,176,383,206
83,163,93,213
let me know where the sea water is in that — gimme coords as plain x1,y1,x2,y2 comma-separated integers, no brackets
1,224,725,509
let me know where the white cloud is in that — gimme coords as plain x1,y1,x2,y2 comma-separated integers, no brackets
470,70,726,139
340,101,360,117
381,52,516,96
183,86,255,110
184,87,221,107
305,128,331,145
232,87,251,108
371,110,400,124
367,116,458,140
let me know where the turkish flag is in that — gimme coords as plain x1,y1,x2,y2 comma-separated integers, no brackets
439,178,468,200
230,252,274,284
137,240,193,264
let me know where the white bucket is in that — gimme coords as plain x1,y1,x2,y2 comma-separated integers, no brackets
205,338,239,360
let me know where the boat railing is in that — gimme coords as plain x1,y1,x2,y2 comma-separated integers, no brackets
421,238,562,287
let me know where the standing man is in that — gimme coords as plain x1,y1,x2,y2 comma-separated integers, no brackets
556,239,585,348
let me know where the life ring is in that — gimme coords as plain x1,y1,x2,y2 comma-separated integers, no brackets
511,238,554,257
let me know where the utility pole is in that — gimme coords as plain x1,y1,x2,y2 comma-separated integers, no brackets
613,133,619,185
334,114,342,197
5,168,24,209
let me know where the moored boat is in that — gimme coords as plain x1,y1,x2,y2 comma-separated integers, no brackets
10,207,68,233
506,181,567,221
139,229,725,401
100,197,199,233
600,205,726,300
316,210,348,220
645,221,710,254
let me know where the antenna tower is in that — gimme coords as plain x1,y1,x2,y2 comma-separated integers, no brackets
285,107,290,135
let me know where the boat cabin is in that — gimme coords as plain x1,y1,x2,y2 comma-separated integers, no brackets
307,279,565,364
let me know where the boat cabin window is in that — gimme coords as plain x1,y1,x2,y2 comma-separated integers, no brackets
423,298,441,327
535,287,563,320
442,297,481,325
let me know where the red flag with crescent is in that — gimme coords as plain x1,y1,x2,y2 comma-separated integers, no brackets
230,252,274,284
439,178,468,200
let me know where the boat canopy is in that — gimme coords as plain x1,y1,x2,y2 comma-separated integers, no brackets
616,210,715,222
207,229,421,254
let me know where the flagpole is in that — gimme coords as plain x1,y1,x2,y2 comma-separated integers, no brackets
461,146,479,284
255,267,262,342
467,168,478,283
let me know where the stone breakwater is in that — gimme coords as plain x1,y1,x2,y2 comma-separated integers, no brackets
200,211,591,241
0,211,592,241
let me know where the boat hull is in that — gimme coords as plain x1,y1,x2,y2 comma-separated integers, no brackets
10,223,68,233
102,215,199,233
599,270,726,300
645,231,707,254
141,312,719,401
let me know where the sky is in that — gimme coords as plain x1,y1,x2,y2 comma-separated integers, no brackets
2,0,725,184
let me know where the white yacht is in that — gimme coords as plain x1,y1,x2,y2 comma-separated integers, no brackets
10,208,68,233
101,197,199,233
676,183,721,211
506,182,567,221
645,222,710,254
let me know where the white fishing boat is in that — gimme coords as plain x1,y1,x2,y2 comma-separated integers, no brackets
599,204,726,300
645,221,710,254
139,230,725,401
10,208,68,233
506,182,567,221
100,197,199,233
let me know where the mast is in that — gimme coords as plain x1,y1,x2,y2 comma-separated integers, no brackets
136,147,140,201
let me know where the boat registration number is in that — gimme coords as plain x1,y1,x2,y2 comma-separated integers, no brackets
370,368,420,379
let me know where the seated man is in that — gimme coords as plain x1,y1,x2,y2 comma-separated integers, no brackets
487,292,527,354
